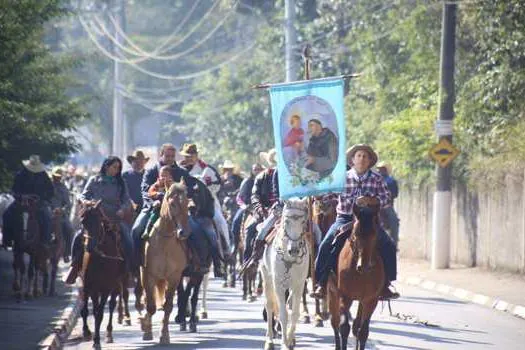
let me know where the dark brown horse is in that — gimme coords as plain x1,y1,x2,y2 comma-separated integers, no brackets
78,201,127,349
328,196,385,350
48,208,66,296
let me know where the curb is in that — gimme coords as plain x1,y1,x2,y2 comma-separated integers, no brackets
37,279,82,350
398,275,525,320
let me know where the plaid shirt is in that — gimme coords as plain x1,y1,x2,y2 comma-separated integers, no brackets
329,168,391,216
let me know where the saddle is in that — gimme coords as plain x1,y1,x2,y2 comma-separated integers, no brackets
263,218,281,246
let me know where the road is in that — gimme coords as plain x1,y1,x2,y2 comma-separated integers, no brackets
64,278,525,349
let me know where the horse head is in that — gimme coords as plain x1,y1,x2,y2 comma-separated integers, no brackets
80,200,105,239
161,181,191,239
352,196,380,274
281,198,309,258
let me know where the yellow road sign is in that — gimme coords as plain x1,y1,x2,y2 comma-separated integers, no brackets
429,138,460,168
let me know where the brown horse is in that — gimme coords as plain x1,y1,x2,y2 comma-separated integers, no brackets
78,201,127,349
328,196,385,350
140,182,191,344
48,208,66,296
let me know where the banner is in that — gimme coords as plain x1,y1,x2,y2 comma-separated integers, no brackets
269,77,346,199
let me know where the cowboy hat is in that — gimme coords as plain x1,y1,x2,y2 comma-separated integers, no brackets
22,155,46,173
376,161,392,175
221,159,236,169
259,148,277,168
51,166,64,178
126,150,150,165
346,144,378,169
179,143,199,156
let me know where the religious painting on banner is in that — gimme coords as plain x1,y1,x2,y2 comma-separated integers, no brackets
269,77,346,199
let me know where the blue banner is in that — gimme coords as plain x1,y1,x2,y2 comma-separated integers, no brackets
269,77,346,199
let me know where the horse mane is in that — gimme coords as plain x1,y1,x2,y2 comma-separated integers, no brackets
353,207,378,238
157,182,187,235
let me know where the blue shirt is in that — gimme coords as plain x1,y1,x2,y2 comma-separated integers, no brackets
123,169,144,209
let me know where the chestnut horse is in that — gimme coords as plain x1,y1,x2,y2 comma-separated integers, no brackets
328,196,385,350
140,182,191,344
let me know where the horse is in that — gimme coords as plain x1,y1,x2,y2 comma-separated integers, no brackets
328,196,385,350
78,201,127,349
140,182,190,344
261,198,310,350
237,208,263,302
47,208,66,296
299,197,336,327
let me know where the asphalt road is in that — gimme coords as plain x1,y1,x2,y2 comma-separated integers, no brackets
64,278,525,349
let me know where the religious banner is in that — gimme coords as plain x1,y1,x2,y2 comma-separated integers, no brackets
269,77,346,199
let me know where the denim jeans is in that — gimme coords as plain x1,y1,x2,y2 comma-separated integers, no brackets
382,206,399,246
37,205,52,243
315,214,397,287
189,216,221,261
131,207,150,266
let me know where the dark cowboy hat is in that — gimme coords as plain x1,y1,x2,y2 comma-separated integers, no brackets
346,144,378,169
180,143,199,156
126,150,150,165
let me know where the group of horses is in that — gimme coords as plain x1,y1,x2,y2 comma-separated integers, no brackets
2,180,388,350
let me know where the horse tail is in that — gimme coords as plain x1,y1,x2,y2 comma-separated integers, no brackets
155,279,167,307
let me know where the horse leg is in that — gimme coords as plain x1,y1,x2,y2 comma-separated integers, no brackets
339,297,352,350
13,251,23,302
106,291,117,343
178,282,192,331
287,289,302,349
301,281,310,324
277,288,289,350
242,274,248,300
93,293,108,349
81,291,92,340
200,273,209,319
159,277,178,344
49,257,57,296
257,271,263,296
190,276,203,333
117,287,123,324
142,276,156,341
262,272,275,350
41,259,48,297
134,267,144,313
314,296,324,327
328,288,341,350
229,252,236,287
356,300,377,350
123,282,131,326
26,255,35,299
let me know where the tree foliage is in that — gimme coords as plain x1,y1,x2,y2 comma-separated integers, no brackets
0,0,88,191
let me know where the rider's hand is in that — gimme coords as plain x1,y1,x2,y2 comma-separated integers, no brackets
204,176,212,186
116,209,124,218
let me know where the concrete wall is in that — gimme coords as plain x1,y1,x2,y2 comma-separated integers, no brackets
397,174,525,273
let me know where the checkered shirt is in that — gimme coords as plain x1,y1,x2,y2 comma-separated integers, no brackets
325,168,391,216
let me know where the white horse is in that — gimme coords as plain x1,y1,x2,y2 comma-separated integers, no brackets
261,198,310,350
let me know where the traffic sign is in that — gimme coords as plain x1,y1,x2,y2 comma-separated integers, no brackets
429,138,460,168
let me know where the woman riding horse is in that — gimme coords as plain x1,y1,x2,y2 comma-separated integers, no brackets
312,144,400,300
65,156,133,284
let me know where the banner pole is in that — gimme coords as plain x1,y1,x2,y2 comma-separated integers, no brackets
302,45,317,289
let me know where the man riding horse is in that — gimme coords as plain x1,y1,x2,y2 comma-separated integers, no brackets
241,149,281,273
311,144,400,300
131,143,223,277
65,156,134,284
49,167,73,262
123,150,149,214
2,155,54,249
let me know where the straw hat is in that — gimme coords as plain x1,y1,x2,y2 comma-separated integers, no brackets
22,155,46,173
126,150,150,165
377,161,392,175
259,148,277,168
179,143,199,156
221,160,236,169
51,166,64,178
346,144,378,169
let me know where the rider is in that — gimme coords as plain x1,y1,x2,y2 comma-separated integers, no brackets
241,149,280,273
142,165,174,239
123,150,149,214
311,144,400,300
2,155,54,248
231,163,264,248
50,167,73,262
219,160,243,223
377,162,400,246
179,143,231,258
64,156,134,284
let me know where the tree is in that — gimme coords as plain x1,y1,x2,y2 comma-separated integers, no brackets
0,0,88,190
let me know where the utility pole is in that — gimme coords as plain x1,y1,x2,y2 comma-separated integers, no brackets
285,0,297,82
112,0,124,159
120,1,129,159
431,2,457,269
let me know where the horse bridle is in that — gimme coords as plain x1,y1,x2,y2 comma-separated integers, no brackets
83,205,124,261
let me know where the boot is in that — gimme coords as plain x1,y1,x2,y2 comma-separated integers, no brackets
310,284,326,299
213,257,224,278
379,283,400,300
246,239,266,271
64,251,87,285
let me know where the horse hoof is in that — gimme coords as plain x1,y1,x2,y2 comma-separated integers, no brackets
180,322,187,332
83,329,92,341
302,315,311,324
200,311,208,320
125,318,131,326
92,343,101,350
314,318,324,328
249,295,257,303
256,287,263,296
159,334,170,344
189,322,197,333
117,316,123,324
264,341,274,350
174,314,181,324
106,334,113,343
143,332,153,341
229,282,236,288
222,281,228,288
242,294,247,301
